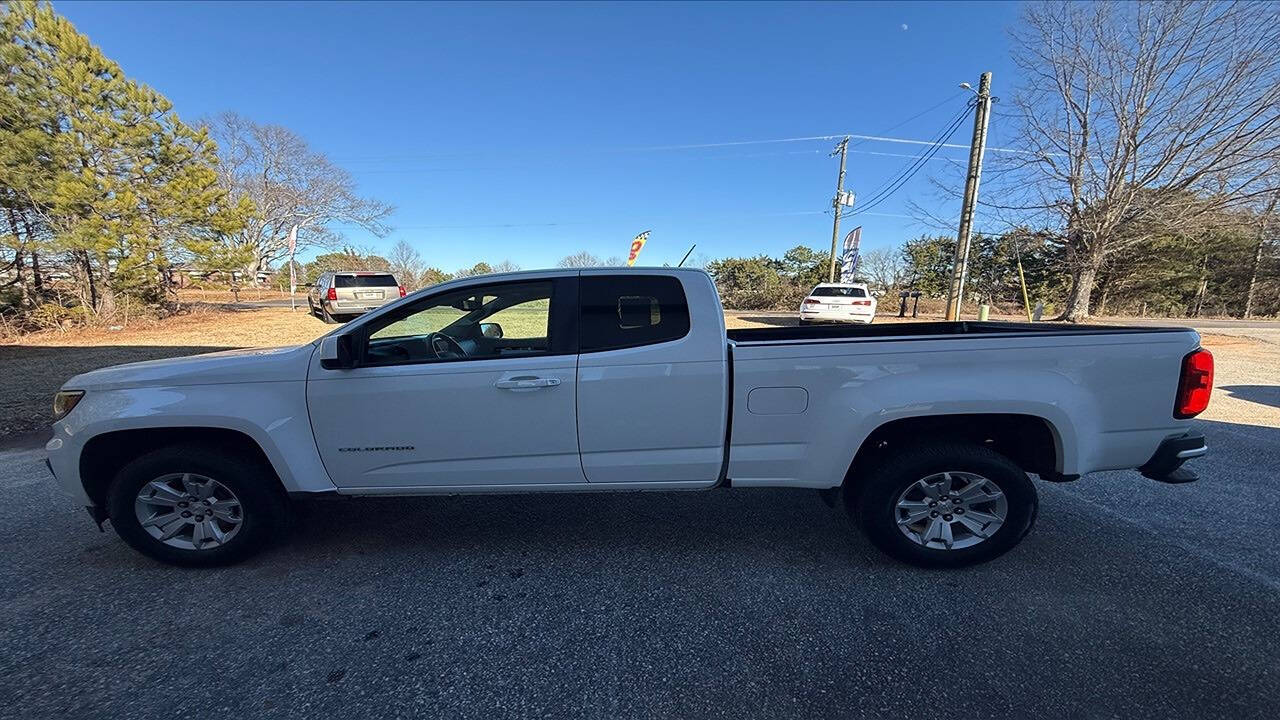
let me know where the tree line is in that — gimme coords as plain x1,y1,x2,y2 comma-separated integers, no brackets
991,0,1280,320
5,0,1278,333
706,215,1279,318
0,2,389,331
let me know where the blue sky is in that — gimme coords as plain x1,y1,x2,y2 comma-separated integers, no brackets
58,1,1022,270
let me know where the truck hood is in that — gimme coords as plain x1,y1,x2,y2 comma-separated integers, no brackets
62,344,317,391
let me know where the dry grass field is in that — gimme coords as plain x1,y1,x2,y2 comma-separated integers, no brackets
2,302,1276,438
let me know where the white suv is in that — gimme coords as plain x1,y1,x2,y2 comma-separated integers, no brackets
799,282,877,324
308,271,405,324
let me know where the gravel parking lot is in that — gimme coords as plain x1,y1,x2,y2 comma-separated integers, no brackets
2,318,1278,719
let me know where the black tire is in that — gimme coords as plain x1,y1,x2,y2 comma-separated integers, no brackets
307,298,318,318
106,444,288,567
850,443,1037,568
321,304,338,324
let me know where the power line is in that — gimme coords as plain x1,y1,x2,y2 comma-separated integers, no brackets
332,128,1038,165
854,104,970,206
849,91,967,148
846,103,973,217
849,148,966,164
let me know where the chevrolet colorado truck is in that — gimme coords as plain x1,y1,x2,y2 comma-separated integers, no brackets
44,268,1212,568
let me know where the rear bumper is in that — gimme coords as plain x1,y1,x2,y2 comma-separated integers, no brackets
1139,431,1206,481
325,301,385,315
799,311,874,324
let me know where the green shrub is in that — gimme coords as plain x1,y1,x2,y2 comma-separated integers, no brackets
29,302,92,331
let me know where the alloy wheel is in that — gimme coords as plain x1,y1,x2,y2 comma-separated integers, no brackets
894,471,1008,550
133,473,244,550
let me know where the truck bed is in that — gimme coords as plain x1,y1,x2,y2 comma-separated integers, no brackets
725,319,1203,488
727,320,1192,344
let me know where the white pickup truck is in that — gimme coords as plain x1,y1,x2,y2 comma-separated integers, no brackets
45,268,1213,568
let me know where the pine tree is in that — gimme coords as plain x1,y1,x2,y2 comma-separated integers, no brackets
0,1,247,322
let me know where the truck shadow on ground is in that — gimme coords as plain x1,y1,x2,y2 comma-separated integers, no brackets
1219,384,1280,409
282,486,882,567
271,417,1280,580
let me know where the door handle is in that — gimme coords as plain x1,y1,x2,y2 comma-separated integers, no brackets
495,377,561,390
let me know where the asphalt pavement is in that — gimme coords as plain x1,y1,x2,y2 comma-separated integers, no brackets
1,415,1277,720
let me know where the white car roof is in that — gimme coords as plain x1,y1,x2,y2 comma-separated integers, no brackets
811,282,868,289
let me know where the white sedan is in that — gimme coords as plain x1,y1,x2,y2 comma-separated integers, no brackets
799,283,877,324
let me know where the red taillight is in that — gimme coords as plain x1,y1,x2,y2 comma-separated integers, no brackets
398,285,406,297
326,287,337,301
803,298,821,305
852,300,871,306
1174,349,1213,419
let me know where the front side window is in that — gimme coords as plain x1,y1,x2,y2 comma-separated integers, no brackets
580,275,690,352
362,281,553,365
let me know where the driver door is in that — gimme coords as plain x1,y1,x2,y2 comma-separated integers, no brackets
307,277,585,489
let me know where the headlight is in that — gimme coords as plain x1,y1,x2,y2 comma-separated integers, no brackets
52,390,85,421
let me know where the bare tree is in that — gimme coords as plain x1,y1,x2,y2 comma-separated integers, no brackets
1002,0,1280,320
557,251,604,268
1243,190,1279,318
204,112,394,281
452,259,520,278
387,239,425,289
859,247,906,294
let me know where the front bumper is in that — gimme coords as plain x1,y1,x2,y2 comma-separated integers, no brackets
46,430,92,505
1139,431,1206,483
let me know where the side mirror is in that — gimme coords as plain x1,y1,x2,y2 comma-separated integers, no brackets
479,322,504,339
319,334,357,370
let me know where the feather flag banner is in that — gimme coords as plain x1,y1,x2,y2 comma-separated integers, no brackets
839,226,862,283
626,231,650,266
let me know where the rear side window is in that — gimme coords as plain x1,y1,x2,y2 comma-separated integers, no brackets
335,274,398,288
811,286,866,297
580,275,690,352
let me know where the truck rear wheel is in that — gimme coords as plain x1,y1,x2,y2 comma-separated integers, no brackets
850,443,1037,568
106,444,288,567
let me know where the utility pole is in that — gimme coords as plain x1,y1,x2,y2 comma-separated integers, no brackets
827,137,851,282
944,72,993,321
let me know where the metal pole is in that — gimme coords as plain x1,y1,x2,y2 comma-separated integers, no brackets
1016,257,1032,322
827,137,849,282
1013,234,1033,322
287,225,298,312
945,72,993,321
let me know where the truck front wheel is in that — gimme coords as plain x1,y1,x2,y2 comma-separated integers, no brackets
851,443,1038,568
106,444,289,567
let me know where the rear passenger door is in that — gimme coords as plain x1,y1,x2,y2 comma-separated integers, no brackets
575,273,728,484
